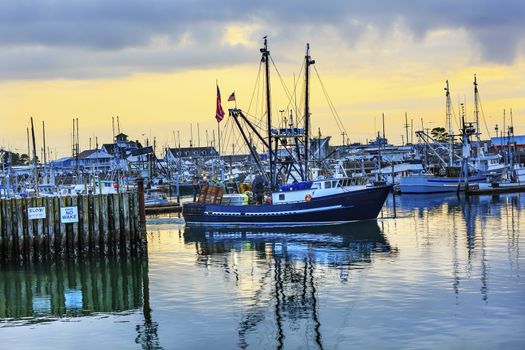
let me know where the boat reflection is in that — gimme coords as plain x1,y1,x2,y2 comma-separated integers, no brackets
184,221,395,273
184,221,395,349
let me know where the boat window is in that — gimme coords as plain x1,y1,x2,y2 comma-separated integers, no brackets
333,181,338,187
279,194,285,201
325,181,332,189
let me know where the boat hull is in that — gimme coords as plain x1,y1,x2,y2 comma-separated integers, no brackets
399,175,486,194
183,185,391,227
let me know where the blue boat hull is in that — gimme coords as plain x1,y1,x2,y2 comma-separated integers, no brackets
183,185,392,226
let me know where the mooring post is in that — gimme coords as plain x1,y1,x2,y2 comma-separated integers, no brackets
137,178,146,229
391,164,397,218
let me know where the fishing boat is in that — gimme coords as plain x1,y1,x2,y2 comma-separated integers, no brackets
183,39,391,227
399,76,502,194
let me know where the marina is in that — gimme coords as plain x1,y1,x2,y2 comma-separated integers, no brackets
2,1,525,349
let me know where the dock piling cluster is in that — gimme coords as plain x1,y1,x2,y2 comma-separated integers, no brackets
0,192,146,265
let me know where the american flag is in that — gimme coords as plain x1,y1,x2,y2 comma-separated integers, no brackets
216,85,225,123
228,91,236,102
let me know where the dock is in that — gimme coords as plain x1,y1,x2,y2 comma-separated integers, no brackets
0,192,146,265
466,184,525,196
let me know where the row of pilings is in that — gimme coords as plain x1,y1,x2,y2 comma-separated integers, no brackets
0,191,147,265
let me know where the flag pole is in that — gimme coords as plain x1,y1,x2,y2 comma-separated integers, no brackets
218,119,222,181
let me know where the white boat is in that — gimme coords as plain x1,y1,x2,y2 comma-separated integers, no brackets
399,173,486,194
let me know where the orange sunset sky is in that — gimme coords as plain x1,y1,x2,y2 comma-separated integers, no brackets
1,1,524,158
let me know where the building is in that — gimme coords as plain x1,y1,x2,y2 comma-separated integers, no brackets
165,146,219,163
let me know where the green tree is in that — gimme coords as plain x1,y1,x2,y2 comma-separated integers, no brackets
1,151,32,166
431,127,448,142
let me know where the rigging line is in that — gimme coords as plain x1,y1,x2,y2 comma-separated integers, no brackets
292,62,305,120
450,100,461,130
269,56,296,115
312,65,345,133
243,110,271,133
477,95,492,139
313,66,347,134
315,68,346,134
247,62,263,116
223,116,235,155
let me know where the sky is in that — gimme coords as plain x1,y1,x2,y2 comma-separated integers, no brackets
1,0,524,158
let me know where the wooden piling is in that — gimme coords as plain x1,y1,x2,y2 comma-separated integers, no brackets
0,191,145,265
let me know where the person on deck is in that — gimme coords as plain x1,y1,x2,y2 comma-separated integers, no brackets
192,176,201,202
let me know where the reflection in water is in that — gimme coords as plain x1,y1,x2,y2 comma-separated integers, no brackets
0,258,144,322
184,222,395,349
1,194,523,349
402,193,523,304
460,195,522,304
0,256,161,349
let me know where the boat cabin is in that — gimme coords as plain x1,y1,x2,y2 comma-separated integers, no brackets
272,178,368,205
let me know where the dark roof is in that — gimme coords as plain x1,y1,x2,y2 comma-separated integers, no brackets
130,146,154,156
168,146,218,154
102,143,118,154
77,149,97,159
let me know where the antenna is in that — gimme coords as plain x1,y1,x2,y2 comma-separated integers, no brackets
112,117,115,141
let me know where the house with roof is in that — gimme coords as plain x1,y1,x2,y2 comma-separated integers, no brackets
49,149,114,171
102,133,142,158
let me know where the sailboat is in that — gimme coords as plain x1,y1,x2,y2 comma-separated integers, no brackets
182,39,391,226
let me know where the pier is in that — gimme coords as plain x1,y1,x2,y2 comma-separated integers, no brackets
0,192,146,265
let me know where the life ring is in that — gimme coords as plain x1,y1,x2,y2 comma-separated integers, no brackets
305,194,312,202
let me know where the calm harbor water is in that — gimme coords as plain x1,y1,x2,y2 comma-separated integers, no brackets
1,193,524,349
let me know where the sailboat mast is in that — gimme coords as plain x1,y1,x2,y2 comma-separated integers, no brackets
304,43,315,181
445,80,453,166
473,74,481,159
261,37,273,187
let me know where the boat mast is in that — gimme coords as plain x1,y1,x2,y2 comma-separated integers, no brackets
445,80,453,166
473,74,481,161
261,37,273,188
304,43,315,181
30,117,39,196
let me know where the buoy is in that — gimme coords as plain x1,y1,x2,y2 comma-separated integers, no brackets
305,194,312,202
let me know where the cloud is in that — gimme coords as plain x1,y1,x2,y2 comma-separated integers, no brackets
0,0,524,80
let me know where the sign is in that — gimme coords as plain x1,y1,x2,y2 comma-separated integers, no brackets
61,206,79,224
28,207,46,220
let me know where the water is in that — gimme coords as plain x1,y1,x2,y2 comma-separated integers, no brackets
1,193,524,349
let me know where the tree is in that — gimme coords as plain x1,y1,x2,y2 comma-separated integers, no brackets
431,127,448,142
1,151,32,166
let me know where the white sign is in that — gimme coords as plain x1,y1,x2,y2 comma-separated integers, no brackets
61,206,79,224
28,207,46,220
